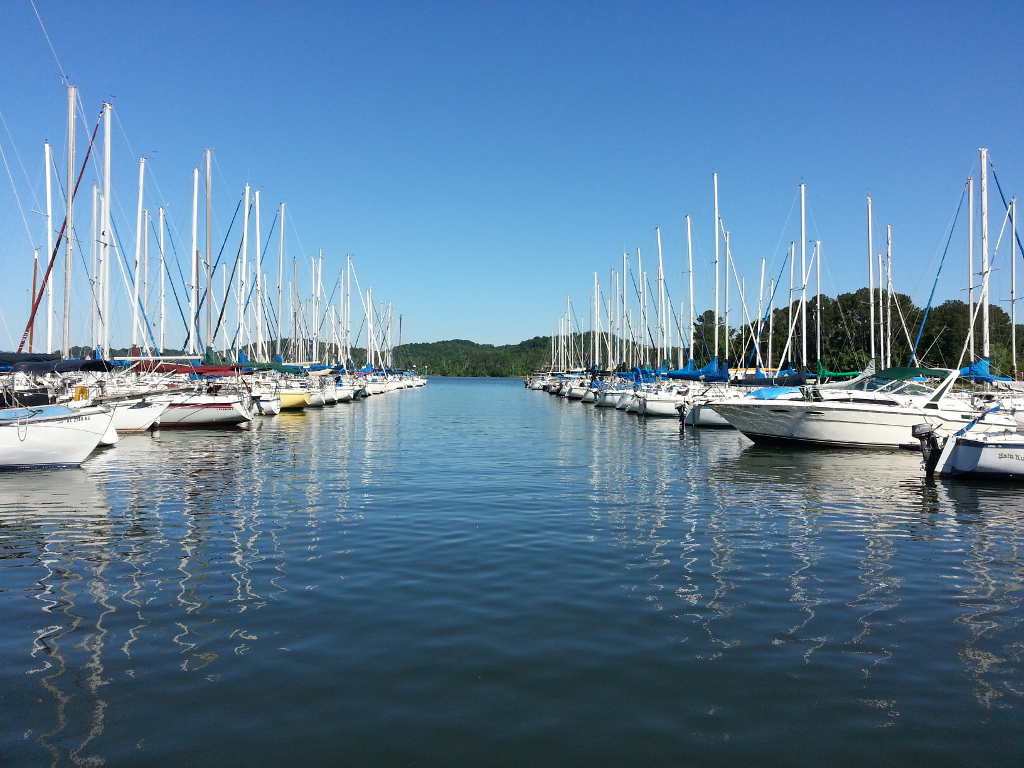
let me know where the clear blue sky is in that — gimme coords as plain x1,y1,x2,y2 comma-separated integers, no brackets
1,0,1021,349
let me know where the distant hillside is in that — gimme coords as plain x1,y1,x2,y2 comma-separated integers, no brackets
394,337,549,377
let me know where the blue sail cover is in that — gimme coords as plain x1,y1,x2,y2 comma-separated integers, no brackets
960,357,1012,382
666,357,729,382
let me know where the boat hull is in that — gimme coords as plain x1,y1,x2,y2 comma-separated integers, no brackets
0,408,113,467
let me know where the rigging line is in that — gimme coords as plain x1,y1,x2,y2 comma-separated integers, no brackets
988,164,1024,264
109,215,159,352
181,194,242,350
0,137,36,249
27,0,68,83
0,111,42,211
909,184,966,366
211,200,252,343
147,213,188,344
233,212,282,352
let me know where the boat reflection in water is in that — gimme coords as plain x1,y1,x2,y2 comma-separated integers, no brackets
0,379,1021,765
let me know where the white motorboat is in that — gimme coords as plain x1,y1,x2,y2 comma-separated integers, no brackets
0,404,114,467
916,407,1024,477
711,367,1017,449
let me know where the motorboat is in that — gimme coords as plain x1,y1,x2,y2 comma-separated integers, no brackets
710,366,1018,449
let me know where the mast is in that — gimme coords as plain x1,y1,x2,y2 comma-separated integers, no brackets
713,172,720,360
656,225,666,365
886,225,894,368
158,206,165,353
592,271,598,367
90,184,98,348
724,230,731,365
799,182,807,369
132,158,145,349
142,208,150,349
758,257,766,370
44,141,53,352
239,184,250,356
100,103,112,358
638,248,646,366
967,177,975,359
254,190,263,360
686,215,695,363
189,168,199,354
815,240,822,365
204,148,213,349
276,202,285,358
788,241,794,367
768,278,775,371
980,147,990,359
877,253,885,368
367,287,375,367
1013,198,1018,378
867,194,875,361
61,84,76,358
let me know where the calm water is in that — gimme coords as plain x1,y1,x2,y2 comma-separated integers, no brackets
1,378,1023,766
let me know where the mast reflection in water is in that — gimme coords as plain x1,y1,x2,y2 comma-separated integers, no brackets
1,378,1022,765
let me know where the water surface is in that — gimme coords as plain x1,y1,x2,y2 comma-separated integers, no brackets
1,378,1022,766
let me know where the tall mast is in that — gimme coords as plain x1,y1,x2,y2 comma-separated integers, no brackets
255,190,263,360
276,202,285,358
61,84,76,358
886,225,894,368
142,208,150,350
788,241,794,367
346,254,352,363
757,257,766,370
44,141,53,352
100,103,112,358
189,167,199,354
1012,198,1018,379
367,287,375,367
204,148,213,348
799,182,807,369
713,172,720,360
724,230,731,365
877,253,885,368
239,184,250,356
132,157,146,349
967,177,975,359
656,225,666,365
621,251,627,367
90,184,98,348
867,194,875,361
637,248,646,366
815,240,822,365
686,215,695,363
592,271,598,367
158,206,165,353
980,147,990,359
768,278,775,371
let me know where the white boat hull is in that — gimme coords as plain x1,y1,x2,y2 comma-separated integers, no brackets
711,400,1012,449
160,395,253,426
0,408,113,467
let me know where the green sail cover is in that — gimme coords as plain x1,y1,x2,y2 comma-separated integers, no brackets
817,360,861,378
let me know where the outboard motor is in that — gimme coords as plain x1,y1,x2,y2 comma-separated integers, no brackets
912,423,942,476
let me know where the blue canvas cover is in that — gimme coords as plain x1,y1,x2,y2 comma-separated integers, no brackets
959,357,1012,382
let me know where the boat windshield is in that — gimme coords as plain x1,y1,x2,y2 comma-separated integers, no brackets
849,375,941,395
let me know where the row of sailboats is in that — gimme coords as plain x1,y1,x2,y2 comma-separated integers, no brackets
0,84,426,468
527,152,1024,475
